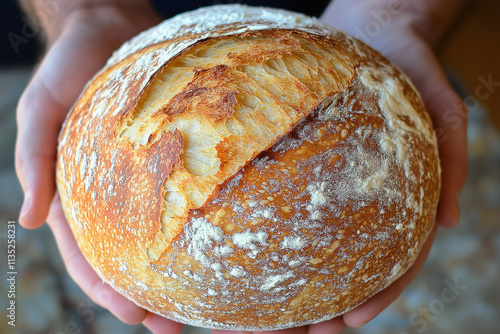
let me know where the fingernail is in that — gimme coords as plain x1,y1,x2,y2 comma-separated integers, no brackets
20,191,31,219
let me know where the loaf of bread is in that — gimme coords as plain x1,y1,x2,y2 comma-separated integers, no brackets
56,5,440,330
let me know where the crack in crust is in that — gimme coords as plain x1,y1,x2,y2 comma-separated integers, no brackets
110,31,355,261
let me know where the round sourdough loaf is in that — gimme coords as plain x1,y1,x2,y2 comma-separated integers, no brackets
56,4,440,330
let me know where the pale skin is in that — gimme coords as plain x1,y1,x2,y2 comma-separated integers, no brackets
15,0,468,333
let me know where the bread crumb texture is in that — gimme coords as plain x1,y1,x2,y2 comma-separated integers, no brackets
56,5,440,330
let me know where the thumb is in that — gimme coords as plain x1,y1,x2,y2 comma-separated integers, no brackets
15,70,66,228
390,41,467,228
15,27,103,228
15,14,131,228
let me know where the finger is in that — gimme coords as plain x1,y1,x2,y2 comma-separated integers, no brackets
15,19,122,229
142,312,184,334
15,30,95,228
15,77,64,229
382,38,467,228
342,224,437,328
424,87,467,228
46,194,148,324
308,317,346,334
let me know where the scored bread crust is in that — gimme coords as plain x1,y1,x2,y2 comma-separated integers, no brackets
56,5,440,330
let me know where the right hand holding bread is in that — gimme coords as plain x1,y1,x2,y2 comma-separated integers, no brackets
321,0,467,328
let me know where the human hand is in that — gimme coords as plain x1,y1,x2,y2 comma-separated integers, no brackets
15,2,183,332
322,0,468,229
287,0,466,332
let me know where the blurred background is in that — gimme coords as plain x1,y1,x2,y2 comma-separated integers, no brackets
0,0,499,333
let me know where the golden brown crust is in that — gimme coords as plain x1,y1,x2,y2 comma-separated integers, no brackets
157,65,239,123
56,5,440,330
